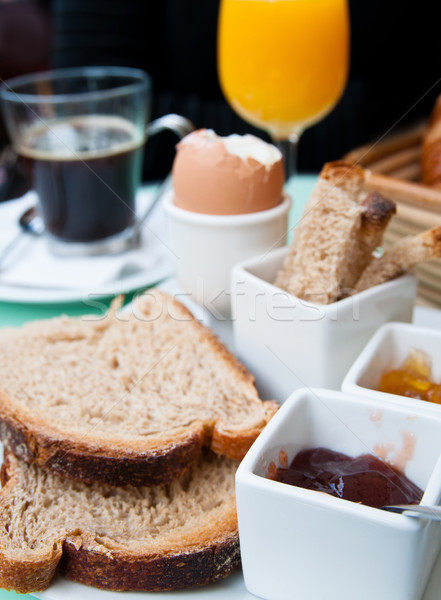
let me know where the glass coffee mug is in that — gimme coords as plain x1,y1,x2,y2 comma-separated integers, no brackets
0,66,193,255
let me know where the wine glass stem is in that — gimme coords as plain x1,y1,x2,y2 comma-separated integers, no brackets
275,133,300,181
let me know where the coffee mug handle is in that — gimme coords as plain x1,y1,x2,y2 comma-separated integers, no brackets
132,114,195,244
146,113,195,140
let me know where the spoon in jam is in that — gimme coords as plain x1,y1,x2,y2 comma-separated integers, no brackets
382,504,441,521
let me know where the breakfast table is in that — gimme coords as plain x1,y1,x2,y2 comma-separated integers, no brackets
0,175,300,599
0,175,312,328
1,174,441,600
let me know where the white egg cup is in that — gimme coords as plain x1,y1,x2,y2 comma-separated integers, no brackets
236,387,441,600
231,246,417,401
162,190,291,317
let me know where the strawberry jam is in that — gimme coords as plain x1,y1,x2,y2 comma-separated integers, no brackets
271,447,423,508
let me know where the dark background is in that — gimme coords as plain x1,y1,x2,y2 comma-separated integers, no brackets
1,0,441,192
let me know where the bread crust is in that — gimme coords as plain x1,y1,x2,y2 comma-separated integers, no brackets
320,160,366,194
60,536,240,592
0,289,276,487
0,452,240,594
0,396,274,485
0,408,206,486
212,399,279,460
0,547,63,594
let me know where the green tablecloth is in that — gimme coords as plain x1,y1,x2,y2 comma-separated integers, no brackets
0,176,316,598
0,175,315,330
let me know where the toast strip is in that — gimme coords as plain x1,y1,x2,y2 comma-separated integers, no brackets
355,226,441,292
339,191,396,297
275,162,366,304
275,162,395,303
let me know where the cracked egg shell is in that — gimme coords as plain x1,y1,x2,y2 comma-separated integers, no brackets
171,129,285,215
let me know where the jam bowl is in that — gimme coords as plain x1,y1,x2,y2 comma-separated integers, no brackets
235,388,441,600
342,321,441,411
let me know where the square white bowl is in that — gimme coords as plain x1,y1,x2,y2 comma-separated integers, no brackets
342,322,441,410
231,247,417,402
236,388,441,600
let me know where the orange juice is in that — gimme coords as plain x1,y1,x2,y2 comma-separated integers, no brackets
218,0,349,139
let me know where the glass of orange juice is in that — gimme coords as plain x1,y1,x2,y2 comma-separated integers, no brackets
217,0,350,177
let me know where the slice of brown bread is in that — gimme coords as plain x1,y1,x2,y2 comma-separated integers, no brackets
0,450,240,594
275,162,395,303
0,289,277,487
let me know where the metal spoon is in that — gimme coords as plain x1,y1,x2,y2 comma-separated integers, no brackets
18,205,44,235
382,504,441,521
0,206,44,270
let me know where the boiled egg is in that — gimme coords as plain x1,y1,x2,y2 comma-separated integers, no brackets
172,129,285,215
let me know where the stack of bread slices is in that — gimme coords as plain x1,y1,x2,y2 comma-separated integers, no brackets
0,289,277,593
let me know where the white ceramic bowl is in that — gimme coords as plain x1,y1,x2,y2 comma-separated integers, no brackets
236,387,441,600
163,190,290,317
342,322,441,411
231,247,417,401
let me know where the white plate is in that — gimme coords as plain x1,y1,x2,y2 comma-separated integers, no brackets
25,295,441,600
0,267,172,305
0,187,173,303
31,558,441,600
32,571,253,600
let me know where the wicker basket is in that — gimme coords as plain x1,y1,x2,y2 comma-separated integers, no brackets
344,124,441,309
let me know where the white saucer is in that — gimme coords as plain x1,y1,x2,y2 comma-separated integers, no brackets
0,187,173,303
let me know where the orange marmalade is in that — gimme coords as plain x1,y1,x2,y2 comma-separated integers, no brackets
378,349,441,404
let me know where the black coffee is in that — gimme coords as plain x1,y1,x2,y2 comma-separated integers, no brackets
19,116,144,242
